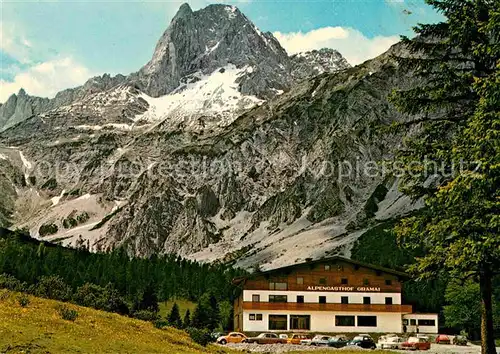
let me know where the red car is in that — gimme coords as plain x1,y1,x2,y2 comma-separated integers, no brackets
402,337,431,350
435,334,451,344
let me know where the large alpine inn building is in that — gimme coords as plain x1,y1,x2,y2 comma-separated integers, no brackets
233,256,438,334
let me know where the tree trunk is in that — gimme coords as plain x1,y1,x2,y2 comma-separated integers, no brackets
479,267,496,354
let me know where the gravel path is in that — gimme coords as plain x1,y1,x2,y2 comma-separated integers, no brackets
223,343,500,353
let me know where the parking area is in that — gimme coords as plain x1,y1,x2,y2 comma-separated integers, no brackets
223,342,498,353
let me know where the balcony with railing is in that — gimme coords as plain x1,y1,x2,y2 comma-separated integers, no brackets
242,301,413,313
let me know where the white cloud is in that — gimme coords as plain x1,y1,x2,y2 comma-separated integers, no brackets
273,27,399,66
0,57,93,102
0,21,34,64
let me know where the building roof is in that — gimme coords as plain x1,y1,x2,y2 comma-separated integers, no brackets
232,255,408,285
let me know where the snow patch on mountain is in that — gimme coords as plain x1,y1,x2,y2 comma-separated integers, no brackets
51,189,66,207
19,151,32,170
135,64,263,129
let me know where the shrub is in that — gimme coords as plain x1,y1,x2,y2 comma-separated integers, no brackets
153,319,168,329
35,275,72,301
132,310,160,322
38,223,58,237
0,274,27,292
185,327,213,346
74,283,129,315
62,217,77,229
18,294,30,307
56,305,78,321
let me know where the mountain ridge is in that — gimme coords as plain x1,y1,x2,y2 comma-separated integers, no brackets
0,3,350,132
0,4,416,271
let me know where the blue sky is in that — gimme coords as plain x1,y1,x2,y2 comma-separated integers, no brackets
0,0,443,102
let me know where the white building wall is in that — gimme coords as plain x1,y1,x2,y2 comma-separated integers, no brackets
243,290,402,305
403,313,439,334
242,310,403,333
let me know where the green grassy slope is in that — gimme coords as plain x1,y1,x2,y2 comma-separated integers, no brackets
0,290,233,354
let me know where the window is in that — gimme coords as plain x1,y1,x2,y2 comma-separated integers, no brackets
319,296,326,304
385,297,393,305
269,315,287,330
252,294,260,302
385,279,392,286
341,296,349,304
296,277,304,285
289,315,310,330
363,278,370,285
269,295,287,303
269,282,287,290
247,314,263,321
375,270,382,276
341,278,348,284
297,295,304,303
357,316,377,327
319,277,327,285
418,319,436,326
410,319,417,326
363,297,371,304
335,315,355,327
324,265,330,271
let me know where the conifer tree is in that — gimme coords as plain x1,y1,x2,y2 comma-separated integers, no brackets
191,293,220,330
167,303,182,328
182,309,191,329
138,282,159,313
389,1,499,353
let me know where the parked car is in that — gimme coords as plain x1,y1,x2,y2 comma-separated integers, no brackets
299,334,330,346
348,335,377,349
311,335,333,346
452,335,468,346
216,332,247,345
245,333,288,344
435,334,451,344
328,335,349,348
378,336,404,349
288,334,312,345
279,334,289,340
402,336,431,350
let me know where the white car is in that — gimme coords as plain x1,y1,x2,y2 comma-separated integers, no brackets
301,335,332,346
378,336,404,349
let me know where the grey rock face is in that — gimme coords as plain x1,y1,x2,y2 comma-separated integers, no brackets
0,74,128,131
290,48,351,82
0,89,51,131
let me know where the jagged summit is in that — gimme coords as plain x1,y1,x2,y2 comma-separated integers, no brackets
175,2,193,18
132,3,291,99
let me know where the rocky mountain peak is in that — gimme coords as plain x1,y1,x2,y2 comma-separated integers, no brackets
132,3,292,98
290,48,351,81
175,2,193,19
